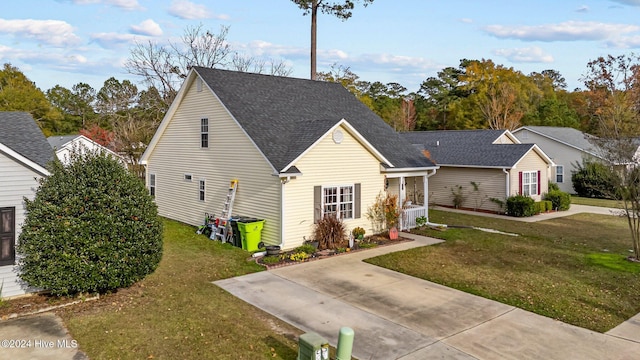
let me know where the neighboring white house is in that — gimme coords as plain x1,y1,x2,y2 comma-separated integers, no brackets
513,126,602,194
47,134,126,166
0,112,54,298
140,68,438,250
400,130,554,212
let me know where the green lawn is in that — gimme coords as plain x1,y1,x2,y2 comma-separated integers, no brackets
366,210,640,333
60,219,301,359
571,196,624,209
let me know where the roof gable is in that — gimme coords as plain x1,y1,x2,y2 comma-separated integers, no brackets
190,67,435,171
0,111,53,173
513,126,600,156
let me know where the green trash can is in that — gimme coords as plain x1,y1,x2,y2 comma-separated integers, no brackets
237,218,265,251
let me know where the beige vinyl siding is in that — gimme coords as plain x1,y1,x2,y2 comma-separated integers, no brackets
429,167,507,212
514,130,590,194
145,77,281,245
283,125,385,249
0,152,42,298
495,133,516,144
511,150,550,201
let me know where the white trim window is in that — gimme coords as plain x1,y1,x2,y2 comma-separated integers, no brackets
149,173,156,197
184,174,193,182
522,171,538,196
199,179,206,201
200,118,209,148
323,185,354,219
555,165,564,183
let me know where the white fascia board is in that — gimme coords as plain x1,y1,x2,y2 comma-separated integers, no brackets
0,143,49,176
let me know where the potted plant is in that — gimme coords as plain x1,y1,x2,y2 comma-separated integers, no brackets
384,194,400,240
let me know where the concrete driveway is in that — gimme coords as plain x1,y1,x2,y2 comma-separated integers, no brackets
215,232,640,359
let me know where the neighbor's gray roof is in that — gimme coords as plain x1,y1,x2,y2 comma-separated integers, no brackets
0,111,54,169
193,67,435,171
514,126,598,154
399,130,536,168
47,134,82,150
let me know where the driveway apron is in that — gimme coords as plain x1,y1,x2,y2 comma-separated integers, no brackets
215,232,640,359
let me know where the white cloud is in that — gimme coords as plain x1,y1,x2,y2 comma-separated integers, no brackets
606,35,640,48
168,0,228,20
493,47,554,63
483,21,640,41
460,18,473,24
0,18,81,46
67,0,143,11
130,19,162,36
91,32,141,47
238,40,307,58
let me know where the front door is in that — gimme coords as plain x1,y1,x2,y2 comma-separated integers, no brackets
0,207,15,266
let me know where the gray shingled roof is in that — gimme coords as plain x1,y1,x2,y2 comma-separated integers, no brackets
515,126,598,154
0,111,54,169
47,134,81,150
399,130,536,167
193,67,435,171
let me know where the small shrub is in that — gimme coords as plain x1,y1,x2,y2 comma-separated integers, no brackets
544,200,553,211
506,195,535,217
288,252,310,262
415,216,427,227
295,244,317,255
544,190,571,211
366,192,386,233
549,181,560,191
313,215,347,250
351,227,366,239
533,201,545,214
451,185,465,208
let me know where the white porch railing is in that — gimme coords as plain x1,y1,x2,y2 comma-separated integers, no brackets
401,205,426,230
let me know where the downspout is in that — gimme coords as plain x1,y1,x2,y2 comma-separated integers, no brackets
252,176,288,258
425,168,446,228
503,168,510,197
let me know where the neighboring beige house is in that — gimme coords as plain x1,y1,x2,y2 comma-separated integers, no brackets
0,112,53,298
48,134,126,166
512,126,603,194
140,68,438,250
400,130,554,213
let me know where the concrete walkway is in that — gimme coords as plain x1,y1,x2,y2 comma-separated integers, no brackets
216,231,640,359
0,313,87,360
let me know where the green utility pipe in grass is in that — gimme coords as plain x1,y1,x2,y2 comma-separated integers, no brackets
336,327,354,360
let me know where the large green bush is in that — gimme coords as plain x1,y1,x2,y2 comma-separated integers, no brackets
544,190,571,211
571,161,618,198
506,195,535,217
18,150,163,296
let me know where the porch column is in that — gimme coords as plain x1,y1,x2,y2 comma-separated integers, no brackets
423,175,429,222
399,176,405,230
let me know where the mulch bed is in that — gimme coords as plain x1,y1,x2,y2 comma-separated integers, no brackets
256,235,413,270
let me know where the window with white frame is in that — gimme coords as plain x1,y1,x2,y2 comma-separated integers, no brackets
555,165,564,183
200,118,209,148
199,179,206,201
522,171,538,196
184,174,193,182
149,173,156,197
323,185,353,219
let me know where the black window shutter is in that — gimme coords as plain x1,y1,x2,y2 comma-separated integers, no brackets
314,186,321,223
354,183,361,219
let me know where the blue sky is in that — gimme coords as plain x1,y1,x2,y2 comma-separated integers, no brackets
2,0,640,94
